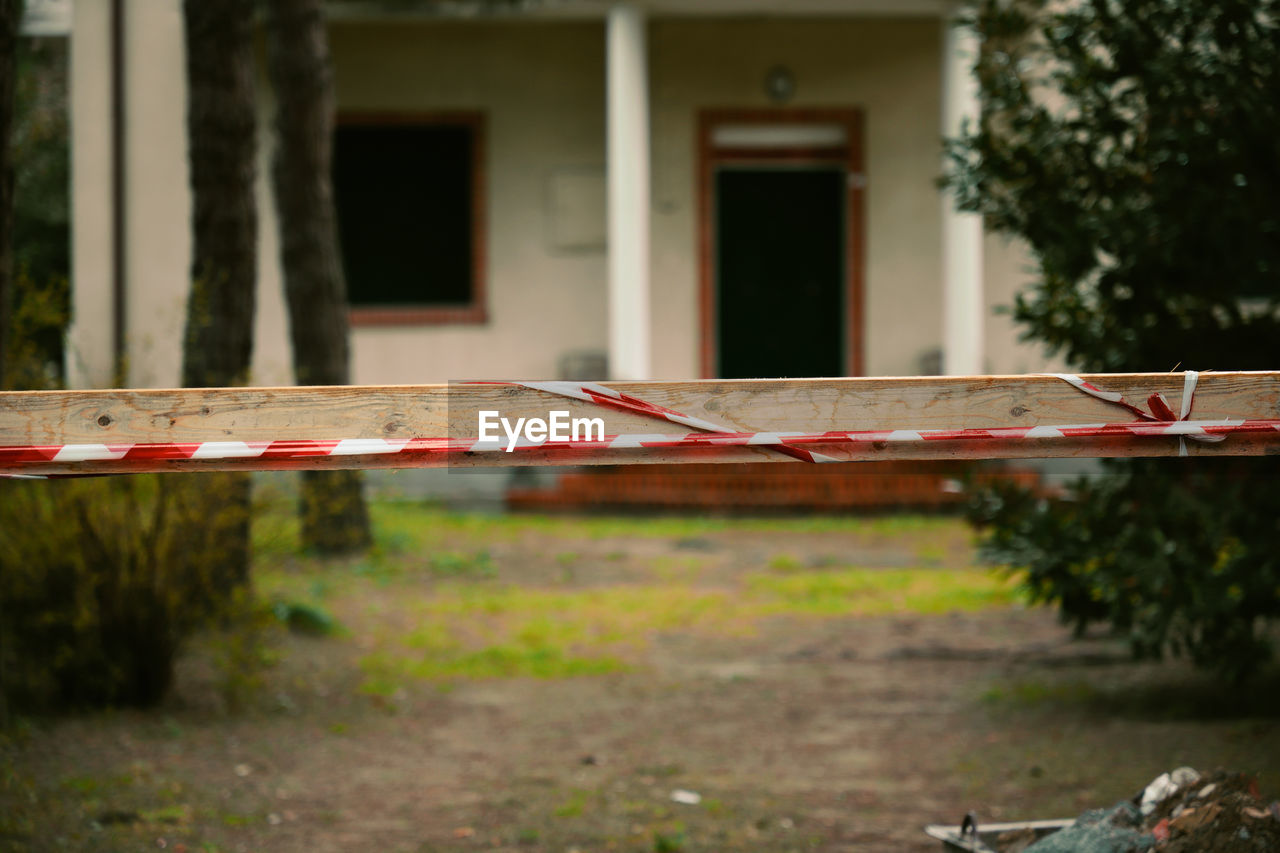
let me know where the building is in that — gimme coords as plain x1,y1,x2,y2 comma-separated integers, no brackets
64,0,1057,394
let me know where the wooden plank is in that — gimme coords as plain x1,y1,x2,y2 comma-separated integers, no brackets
1,372,1278,474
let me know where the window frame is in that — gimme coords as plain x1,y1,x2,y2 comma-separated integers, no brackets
334,111,488,327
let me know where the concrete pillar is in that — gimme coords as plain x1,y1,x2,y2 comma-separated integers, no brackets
120,0,189,388
606,3,651,380
67,0,114,387
941,13,984,376
67,0,189,389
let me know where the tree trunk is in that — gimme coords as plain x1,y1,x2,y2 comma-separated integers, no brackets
0,0,19,728
0,0,20,391
265,0,371,555
181,0,258,585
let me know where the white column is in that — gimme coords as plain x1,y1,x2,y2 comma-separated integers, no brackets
941,13,984,376
67,0,115,388
122,0,189,388
606,3,651,380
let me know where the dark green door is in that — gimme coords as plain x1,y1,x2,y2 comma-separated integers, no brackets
715,167,845,379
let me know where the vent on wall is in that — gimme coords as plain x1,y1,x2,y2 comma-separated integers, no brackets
559,350,608,381
917,348,943,376
546,168,606,252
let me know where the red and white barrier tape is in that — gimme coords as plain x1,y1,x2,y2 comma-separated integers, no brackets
1049,370,1217,456
2,373,1274,476
513,381,838,463
2,420,1278,474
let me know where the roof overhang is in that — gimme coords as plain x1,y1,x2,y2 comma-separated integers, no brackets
325,0,951,21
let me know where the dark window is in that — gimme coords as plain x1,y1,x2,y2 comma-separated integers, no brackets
332,116,484,323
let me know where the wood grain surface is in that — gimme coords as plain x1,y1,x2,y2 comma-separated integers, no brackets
2,373,1278,473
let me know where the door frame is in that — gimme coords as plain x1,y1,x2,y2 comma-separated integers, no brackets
697,108,865,378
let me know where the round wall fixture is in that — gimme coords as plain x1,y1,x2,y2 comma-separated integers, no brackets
764,65,796,104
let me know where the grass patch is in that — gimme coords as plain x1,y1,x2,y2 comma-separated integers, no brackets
653,824,687,852
767,553,804,573
271,600,339,636
140,804,190,824
637,763,684,778
429,550,496,577
553,788,591,818
252,500,968,560
358,568,1020,688
981,679,1101,708
651,555,708,582
249,501,1009,690
914,543,947,565
362,645,626,686
746,568,1020,616
471,511,960,542
980,670,1280,720
220,812,257,828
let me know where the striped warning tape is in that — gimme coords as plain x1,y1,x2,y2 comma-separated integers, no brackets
1,373,1274,476
510,381,838,462
2,419,1278,474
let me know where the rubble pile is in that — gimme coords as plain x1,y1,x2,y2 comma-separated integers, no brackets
997,768,1280,853
1141,769,1280,853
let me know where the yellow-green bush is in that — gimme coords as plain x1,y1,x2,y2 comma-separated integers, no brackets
0,474,250,711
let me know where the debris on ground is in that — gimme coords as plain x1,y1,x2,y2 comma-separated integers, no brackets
1139,766,1200,816
1018,802,1151,853
1005,768,1280,853
1141,769,1280,853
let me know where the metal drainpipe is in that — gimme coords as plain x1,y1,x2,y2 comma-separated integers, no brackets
110,0,125,382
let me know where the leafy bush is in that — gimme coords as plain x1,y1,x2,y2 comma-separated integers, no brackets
968,460,1280,683
4,269,67,391
0,41,270,715
947,0,1280,680
0,475,251,711
9,36,70,386
946,0,1280,372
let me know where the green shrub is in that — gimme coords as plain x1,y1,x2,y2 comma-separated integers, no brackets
212,592,284,711
271,600,338,636
967,459,1280,683
0,475,251,711
9,36,70,388
945,0,1280,373
946,0,1280,681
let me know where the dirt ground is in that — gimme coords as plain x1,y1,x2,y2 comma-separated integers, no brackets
3,511,1278,853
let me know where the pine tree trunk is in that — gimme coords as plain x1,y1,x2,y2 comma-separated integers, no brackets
181,0,258,585
265,0,371,555
0,0,20,727
0,0,20,391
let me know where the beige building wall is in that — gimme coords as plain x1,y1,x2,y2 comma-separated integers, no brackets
983,232,1064,375
68,9,1053,390
329,21,609,384
68,0,292,389
652,17,945,378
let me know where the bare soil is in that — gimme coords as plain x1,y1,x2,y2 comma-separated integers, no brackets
3,516,1278,853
